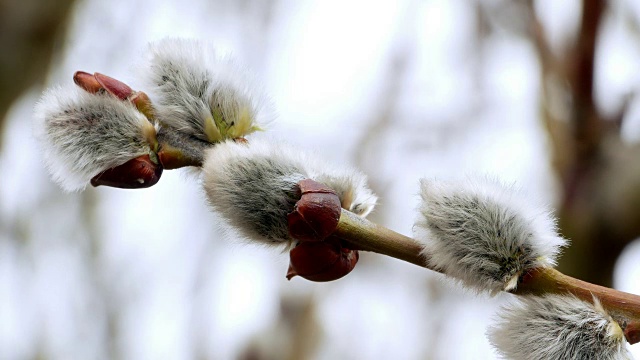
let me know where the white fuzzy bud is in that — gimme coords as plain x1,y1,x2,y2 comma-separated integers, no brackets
489,295,632,360
202,139,377,246
414,178,566,294
141,38,269,143
34,86,158,191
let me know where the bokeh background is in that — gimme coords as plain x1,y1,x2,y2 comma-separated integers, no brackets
2,0,640,359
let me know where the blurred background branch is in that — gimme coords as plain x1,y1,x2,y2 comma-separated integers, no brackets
528,0,640,287
0,0,77,148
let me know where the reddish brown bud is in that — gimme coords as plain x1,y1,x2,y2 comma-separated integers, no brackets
74,71,157,122
625,320,640,345
286,236,359,282
74,71,141,103
94,72,134,100
90,154,162,189
288,179,341,242
73,71,103,94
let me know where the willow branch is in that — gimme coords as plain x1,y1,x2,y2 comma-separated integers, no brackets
334,209,640,345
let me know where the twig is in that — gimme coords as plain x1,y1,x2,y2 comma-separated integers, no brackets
335,209,640,345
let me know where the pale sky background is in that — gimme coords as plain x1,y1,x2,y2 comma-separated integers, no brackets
1,0,640,359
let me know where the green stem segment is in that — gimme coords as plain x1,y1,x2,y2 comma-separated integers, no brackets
334,209,640,345
335,210,428,267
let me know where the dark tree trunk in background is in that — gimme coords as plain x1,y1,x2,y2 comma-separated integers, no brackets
0,0,77,148
531,0,640,287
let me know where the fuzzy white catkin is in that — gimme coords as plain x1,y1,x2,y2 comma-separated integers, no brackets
489,295,633,360
34,86,157,191
414,178,567,294
202,139,377,246
141,38,270,143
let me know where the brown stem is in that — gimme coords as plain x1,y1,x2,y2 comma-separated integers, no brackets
335,210,427,267
518,267,640,330
334,209,640,345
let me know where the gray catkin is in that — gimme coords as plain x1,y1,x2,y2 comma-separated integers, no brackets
202,139,377,246
414,178,567,294
34,86,156,191
141,38,269,143
488,295,632,360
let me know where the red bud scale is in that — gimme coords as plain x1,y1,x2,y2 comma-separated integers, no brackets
286,179,359,282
